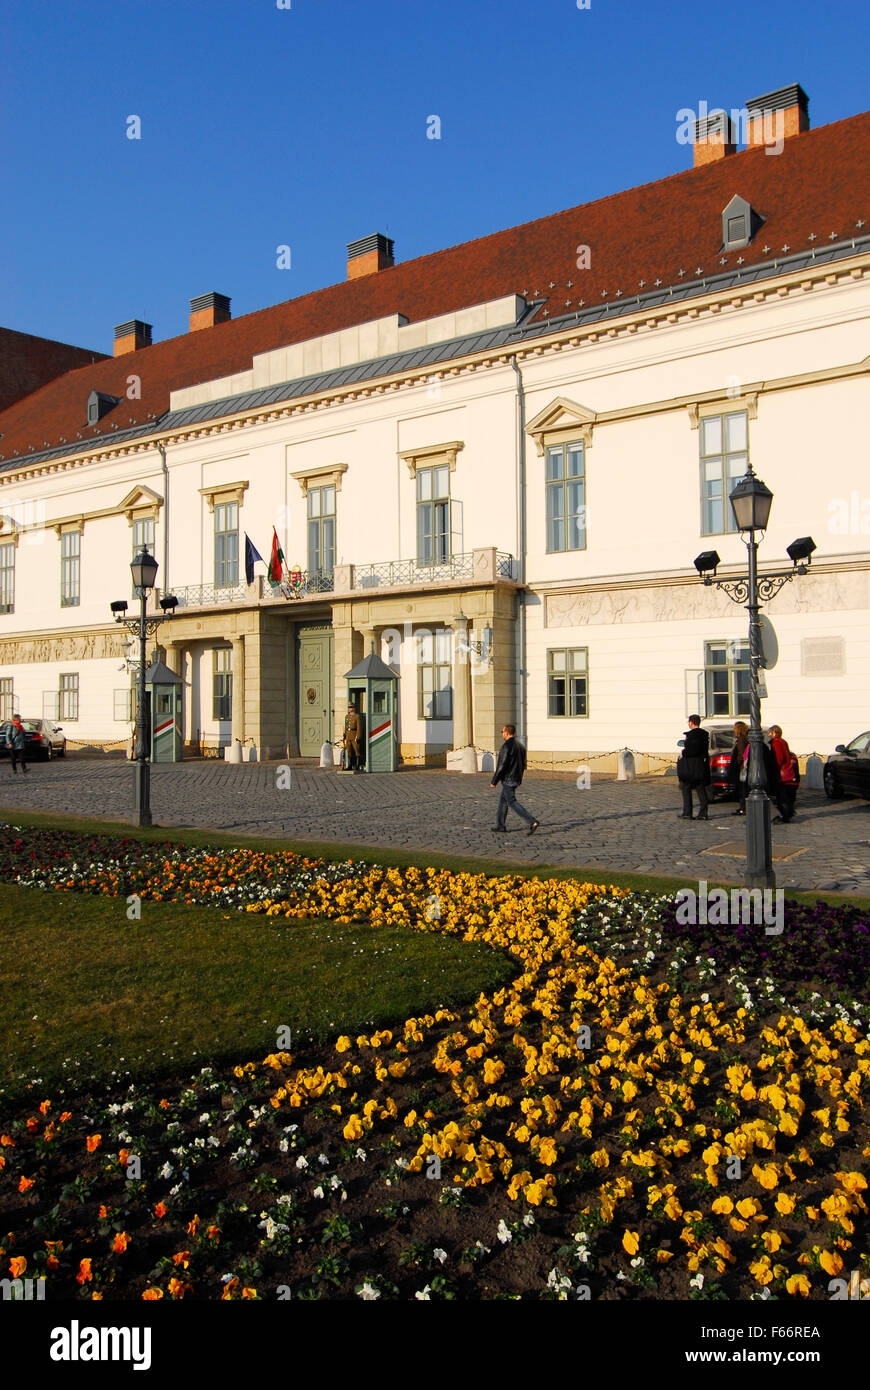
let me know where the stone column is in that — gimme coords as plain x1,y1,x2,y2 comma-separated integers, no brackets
332,614,363,743
231,636,245,745
164,643,186,758
452,615,472,750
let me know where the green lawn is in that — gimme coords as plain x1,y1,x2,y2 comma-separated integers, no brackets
0,882,515,1101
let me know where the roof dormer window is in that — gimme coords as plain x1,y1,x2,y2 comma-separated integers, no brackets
87,389,121,426
721,194,763,251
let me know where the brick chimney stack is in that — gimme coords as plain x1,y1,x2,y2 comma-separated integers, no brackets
347,233,395,280
746,83,809,147
113,320,152,356
189,292,232,332
693,109,737,167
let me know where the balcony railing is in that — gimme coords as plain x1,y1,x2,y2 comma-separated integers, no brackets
352,551,516,589
353,557,471,588
165,551,516,611
172,582,248,609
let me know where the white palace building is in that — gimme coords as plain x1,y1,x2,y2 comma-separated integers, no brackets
0,83,868,770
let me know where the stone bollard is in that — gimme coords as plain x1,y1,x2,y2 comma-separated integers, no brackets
804,753,824,790
320,741,334,769
246,744,258,763
225,738,242,764
617,748,636,781
447,746,477,774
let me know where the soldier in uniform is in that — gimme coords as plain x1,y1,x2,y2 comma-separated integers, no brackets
343,703,362,772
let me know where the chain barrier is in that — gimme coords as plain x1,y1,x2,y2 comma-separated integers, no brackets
468,745,678,772
65,738,132,750
525,748,674,771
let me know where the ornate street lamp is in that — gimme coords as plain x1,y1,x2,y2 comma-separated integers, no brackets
694,467,815,889
111,550,177,826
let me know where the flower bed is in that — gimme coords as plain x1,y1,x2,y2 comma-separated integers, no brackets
1,826,868,1300
570,892,870,1030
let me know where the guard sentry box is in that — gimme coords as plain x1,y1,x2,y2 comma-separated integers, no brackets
344,649,398,773
145,658,183,762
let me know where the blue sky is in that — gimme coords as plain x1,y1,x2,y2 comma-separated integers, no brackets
2,0,868,351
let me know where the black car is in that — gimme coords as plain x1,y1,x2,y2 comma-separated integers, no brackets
824,731,870,800
0,718,67,760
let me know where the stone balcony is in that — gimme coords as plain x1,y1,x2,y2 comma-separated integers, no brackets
163,549,517,612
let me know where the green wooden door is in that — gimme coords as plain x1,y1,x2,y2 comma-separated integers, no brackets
298,627,333,757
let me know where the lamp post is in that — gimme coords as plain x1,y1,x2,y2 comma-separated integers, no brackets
111,549,177,827
694,468,815,889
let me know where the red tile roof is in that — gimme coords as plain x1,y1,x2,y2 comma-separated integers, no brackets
1,108,868,468
0,327,105,416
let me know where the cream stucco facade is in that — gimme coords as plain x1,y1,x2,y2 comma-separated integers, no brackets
1,250,869,768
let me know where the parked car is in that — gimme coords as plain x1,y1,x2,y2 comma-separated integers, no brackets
701,722,742,799
824,731,870,800
0,718,66,760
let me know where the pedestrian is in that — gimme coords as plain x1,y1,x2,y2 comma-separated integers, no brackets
677,714,710,820
6,713,28,774
728,720,750,815
739,734,784,814
769,724,798,822
490,723,539,835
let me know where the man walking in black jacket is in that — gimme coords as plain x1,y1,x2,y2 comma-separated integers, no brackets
677,714,710,820
490,724,539,834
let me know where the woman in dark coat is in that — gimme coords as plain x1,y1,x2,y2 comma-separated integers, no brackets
734,731,783,814
728,720,750,815
677,715,711,820
5,714,28,774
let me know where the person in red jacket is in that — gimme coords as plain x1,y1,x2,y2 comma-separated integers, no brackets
769,725,798,823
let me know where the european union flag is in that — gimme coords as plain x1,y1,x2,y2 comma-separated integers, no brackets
244,534,265,586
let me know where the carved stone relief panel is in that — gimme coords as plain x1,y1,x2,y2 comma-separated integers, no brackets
545,570,869,628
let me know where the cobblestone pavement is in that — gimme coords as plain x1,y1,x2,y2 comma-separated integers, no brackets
1,758,868,894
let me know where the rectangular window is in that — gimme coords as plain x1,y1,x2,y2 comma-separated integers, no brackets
214,501,239,588
113,686,136,721
59,673,79,721
704,639,750,717
546,443,586,552
0,542,14,614
307,485,336,580
700,412,748,535
132,517,155,597
0,677,13,721
213,647,232,722
417,629,453,719
547,647,589,717
416,465,450,566
60,530,80,607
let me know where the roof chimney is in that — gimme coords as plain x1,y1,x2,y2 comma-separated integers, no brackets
114,320,152,356
189,292,231,332
746,83,809,147
693,109,737,167
347,233,395,280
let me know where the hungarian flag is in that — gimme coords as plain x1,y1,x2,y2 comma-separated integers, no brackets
268,527,285,587
244,534,265,586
